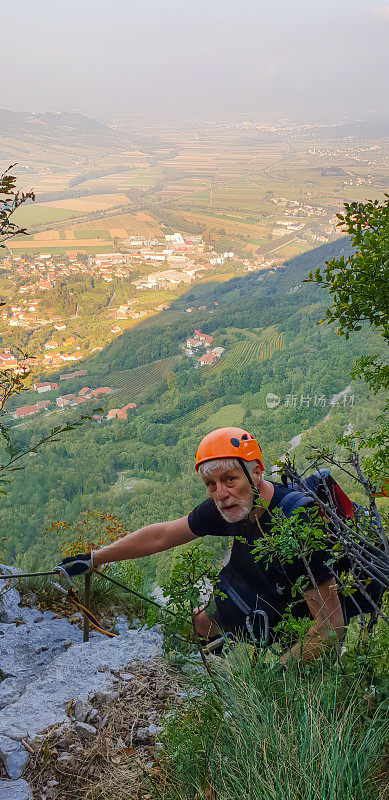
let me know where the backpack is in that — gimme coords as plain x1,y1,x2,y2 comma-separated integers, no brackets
280,469,384,621
217,471,384,648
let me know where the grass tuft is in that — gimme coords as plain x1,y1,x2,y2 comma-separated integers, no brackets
159,645,388,800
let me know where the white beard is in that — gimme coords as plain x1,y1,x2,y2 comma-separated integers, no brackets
216,492,253,524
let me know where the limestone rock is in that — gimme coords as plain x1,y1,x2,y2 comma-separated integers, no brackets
0,736,29,778
85,708,100,725
0,587,23,623
73,700,89,722
135,727,150,743
120,672,134,681
74,722,97,741
0,778,33,800
0,562,162,785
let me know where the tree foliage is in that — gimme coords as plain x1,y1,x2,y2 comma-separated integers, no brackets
307,196,389,390
0,164,35,248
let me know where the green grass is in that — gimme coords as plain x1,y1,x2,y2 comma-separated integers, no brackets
159,647,388,800
11,204,80,227
193,402,246,431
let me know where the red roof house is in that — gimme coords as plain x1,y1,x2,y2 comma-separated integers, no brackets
13,405,39,419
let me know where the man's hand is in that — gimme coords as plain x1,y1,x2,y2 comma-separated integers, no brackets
55,552,94,577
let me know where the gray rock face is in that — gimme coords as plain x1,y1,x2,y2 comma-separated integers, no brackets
0,778,33,799
0,587,23,623
0,737,29,779
0,563,162,784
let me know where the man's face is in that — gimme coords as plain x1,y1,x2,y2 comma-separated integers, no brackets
201,463,254,523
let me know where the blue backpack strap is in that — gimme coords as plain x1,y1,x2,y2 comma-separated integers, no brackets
277,490,314,519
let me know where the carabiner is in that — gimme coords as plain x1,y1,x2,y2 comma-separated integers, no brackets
245,609,269,645
51,565,75,595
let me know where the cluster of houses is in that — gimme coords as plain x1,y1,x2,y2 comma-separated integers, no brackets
0,343,84,373
12,382,138,423
185,330,225,367
12,385,114,419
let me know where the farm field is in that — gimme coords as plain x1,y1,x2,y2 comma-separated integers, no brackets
107,356,180,404
8,211,164,253
71,211,163,237
41,193,131,212
9,235,114,252
192,402,246,432
211,328,284,373
11,204,81,227
76,168,163,192
271,239,310,258
159,141,287,174
171,208,267,238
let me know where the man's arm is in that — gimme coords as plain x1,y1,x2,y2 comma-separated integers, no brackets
280,578,345,664
92,516,196,567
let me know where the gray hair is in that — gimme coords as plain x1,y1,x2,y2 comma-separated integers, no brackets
198,457,259,479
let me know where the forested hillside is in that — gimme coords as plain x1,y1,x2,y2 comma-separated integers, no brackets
1,238,386,585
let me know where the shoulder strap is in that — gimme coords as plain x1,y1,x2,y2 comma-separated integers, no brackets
277,490,313,519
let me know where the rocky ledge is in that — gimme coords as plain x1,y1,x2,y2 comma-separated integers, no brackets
0,564,162,793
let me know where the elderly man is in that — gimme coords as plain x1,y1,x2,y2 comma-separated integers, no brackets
57,427,344,661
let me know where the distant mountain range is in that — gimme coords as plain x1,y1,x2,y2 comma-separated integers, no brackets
0,108,123,141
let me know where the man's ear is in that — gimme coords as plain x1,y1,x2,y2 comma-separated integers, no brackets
251,463,262,485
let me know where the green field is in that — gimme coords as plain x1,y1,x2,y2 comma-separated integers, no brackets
193,402,246,432
211,329,284,372
11,204,80,227
73,229,111,240
107,356,179,404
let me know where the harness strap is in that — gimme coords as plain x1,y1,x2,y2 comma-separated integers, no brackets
222,581,252,617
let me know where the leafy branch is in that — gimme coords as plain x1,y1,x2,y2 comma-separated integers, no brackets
0,164,35,248
0,416,93,489
277,452,388,624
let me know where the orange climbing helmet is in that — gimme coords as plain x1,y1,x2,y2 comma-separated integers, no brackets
195,427,264,472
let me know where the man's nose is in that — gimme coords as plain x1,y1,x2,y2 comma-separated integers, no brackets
215,482,229,501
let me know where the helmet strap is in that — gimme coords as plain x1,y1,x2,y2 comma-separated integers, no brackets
237,458,261,501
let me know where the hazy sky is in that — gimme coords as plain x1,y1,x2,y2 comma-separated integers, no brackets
2,0,388,120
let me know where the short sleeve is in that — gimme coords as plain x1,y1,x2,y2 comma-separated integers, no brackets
188,497,230,538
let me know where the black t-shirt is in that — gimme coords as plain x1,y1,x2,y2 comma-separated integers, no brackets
188,482,333,629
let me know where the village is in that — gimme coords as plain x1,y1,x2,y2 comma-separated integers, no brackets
0,231,288,367
10,377,138,423
0,197,343,403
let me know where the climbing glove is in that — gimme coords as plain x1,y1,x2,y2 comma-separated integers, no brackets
56,552,94,577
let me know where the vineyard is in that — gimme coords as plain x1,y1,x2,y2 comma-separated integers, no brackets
107,356,179,404
213,330,284,372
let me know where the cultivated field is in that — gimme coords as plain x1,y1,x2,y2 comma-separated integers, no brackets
171,208,267,237
8,212,164,252
11,204,81,227
71,211,164,237
41,193,131,212
212,329,284,372
107,356,179,404
9,236,114,252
